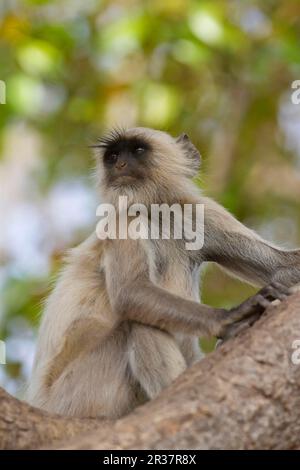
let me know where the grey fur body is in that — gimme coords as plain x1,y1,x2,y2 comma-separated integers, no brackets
27,128,300,418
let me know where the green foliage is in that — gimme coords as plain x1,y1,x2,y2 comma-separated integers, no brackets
0,0,300,390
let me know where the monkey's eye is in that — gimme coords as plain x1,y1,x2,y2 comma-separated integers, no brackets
134,147,145,155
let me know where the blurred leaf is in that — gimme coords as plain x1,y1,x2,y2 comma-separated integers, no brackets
188,5,224,46
139,82,180,127
16,40,63,77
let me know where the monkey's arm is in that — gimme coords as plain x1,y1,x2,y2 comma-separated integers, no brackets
201,197,300,287
104,239,285,339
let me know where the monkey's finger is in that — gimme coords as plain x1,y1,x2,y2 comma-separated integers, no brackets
259,282,290,301
245,311,261,326
254,294,273,310
220,312,261,343
219,322,249,342
226,295,272,324
271,281,292,295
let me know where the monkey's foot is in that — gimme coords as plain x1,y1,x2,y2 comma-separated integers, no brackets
218,281,291,342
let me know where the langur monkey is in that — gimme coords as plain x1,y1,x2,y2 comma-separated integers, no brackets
27,128,300,418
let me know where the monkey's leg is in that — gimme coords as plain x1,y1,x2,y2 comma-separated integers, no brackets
128,323,186,399
44,316,112,388
32,320,139,419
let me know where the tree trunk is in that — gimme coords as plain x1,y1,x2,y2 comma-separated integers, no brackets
1,293,300,450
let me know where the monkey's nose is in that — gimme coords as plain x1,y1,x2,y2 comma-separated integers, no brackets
115,160,127,170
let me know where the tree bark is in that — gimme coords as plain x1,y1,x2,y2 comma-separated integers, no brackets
0,387,100,450
1,293,300,450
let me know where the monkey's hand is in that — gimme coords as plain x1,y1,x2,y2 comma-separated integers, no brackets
218,282,291,343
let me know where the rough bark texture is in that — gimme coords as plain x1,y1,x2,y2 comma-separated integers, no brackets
0,387,100,449
1,293,300,450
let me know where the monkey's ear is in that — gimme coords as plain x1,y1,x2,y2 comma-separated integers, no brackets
176,133,201,176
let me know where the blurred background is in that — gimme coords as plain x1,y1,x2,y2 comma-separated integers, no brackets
0,0,300,396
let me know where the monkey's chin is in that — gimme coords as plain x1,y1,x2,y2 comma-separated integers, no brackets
111,175,142,189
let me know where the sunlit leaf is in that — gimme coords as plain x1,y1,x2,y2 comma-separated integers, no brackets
139,82,180,127
16,40,62,77
7,74,45,116
188,8,224,45
172,39,211,65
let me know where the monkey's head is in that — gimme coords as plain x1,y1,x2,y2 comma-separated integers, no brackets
93,127,201,204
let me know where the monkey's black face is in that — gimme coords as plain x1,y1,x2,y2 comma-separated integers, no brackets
100,132,153,187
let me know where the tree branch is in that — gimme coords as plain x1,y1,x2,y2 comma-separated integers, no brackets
0,387,101,449
1,293,300,450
